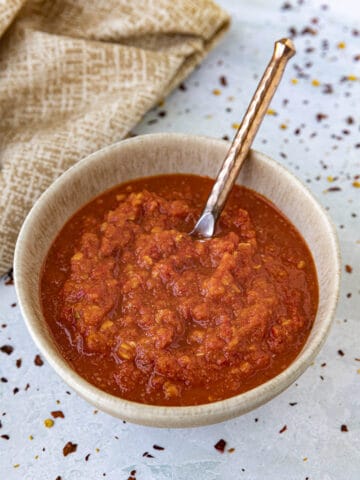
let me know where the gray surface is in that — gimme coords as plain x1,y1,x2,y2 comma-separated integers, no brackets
1,0,359,478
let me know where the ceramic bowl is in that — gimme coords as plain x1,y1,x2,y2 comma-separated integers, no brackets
14,133,340,428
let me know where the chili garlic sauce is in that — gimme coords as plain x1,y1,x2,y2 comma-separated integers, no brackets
41,174,318,406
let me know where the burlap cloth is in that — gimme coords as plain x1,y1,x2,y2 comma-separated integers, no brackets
0,0,229,275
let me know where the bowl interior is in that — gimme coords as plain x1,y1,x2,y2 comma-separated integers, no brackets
14,133,340,427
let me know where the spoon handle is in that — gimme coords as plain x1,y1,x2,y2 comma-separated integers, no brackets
192,38,296,238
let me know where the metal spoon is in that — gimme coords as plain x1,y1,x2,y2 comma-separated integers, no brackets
191,38,296,239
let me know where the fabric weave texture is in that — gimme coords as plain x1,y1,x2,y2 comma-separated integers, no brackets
0,0,229,274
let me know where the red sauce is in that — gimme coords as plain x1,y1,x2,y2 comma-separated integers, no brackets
40,174,318,406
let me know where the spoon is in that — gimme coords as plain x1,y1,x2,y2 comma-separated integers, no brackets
191,38,296,239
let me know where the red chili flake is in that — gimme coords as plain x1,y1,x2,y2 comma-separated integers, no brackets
1,434,10,440
13,388,19,395
279,425,287,434
16,359,22,368
0,345,14,355
25,383,30,391
301,27,318,36
130,470,136,476
345,265,353,273
338,349,345,357
214,439,227,453
341,424,348,432
288,27,297,38
85,453,91,461
316,113,328,122
56,477,62,480
1,377,8,383
34,354,43,366
354,55,360,61
326,186,342,192
220,75,228,87
142,451,154,458
323,83,333,94
11,303,16,308
63,441,78,457
153,444,165,451
4,269,14,285
51,411,65,419
289,402,298,406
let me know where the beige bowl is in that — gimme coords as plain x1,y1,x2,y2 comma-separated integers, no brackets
14,133,340,428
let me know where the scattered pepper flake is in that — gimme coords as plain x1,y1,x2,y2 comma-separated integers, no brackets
51,410,65,419
85,453,91,461
341,424,348,432
1,434,10,440
214,439,227,453
301,27,318,36
311,79,321,86
16,358,22,368
303,457,308,462
34,354,43,366
153,444,165,451
323,83,333,94
289,402,298,406
142,451,154,458
228,447,235,453
338,349,345,357
279,425,287,434
220,75,228,87
63,441,78,456
212,89,221,96
0,345,14,355
325,186,341,192
345,265,353,273
44,418,54,428
95,448,100,453
316,113,328,122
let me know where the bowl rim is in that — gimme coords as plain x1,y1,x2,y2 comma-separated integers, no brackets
14,132,341,427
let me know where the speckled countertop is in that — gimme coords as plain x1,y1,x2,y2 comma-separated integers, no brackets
1,0,359,478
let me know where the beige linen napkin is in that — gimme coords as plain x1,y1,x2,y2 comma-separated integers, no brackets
0,0,229,275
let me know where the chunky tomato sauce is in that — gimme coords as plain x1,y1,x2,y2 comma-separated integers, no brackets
40,174,318,406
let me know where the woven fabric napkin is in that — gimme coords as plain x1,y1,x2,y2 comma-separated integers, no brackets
0,0,229,275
